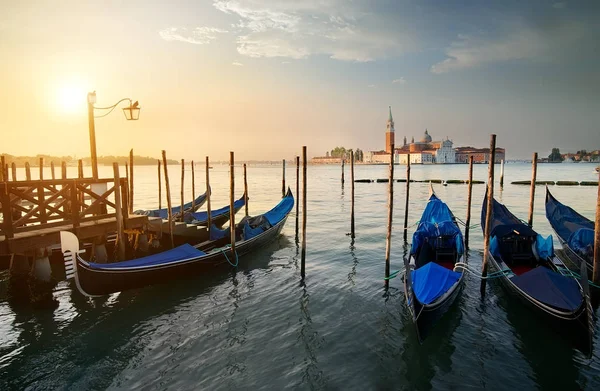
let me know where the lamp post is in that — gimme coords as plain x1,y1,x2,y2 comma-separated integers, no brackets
87,91,140,179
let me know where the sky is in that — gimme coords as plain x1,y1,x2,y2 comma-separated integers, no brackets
0,0,598,161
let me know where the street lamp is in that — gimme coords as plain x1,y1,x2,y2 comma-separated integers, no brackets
87,91,141,179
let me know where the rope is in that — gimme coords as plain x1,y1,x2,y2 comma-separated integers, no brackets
555,266,600,289
219,245,239,267
453,262,514,279
385,270,402,280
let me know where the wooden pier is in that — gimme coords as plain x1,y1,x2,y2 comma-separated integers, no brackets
0,176,153,255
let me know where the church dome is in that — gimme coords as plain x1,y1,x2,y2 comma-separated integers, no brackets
420,129,432,143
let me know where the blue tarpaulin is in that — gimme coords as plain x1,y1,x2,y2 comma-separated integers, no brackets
512,267,582,311
187,197,245,224
545,190,594,242
263,191,295,226
568,228,594,259
135,189,209,219
411,194,463,255
89,244,205,269
210,225,230,241
535,234,555,259
243,220,267,240
411,262,461,305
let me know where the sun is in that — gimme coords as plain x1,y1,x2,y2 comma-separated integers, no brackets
56,84,86,114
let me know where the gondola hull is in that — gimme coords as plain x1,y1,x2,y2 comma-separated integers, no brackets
405,271,464,342
71,217,288,296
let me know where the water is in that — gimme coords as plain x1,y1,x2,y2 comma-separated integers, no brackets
1,162,600,390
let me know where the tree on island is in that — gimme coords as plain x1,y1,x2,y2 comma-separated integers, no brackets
548,148,564,162
330,147,347,158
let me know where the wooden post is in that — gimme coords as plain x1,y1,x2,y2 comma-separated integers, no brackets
282,159,286,197
112,163,126,260
341,158,345,185
39,157,44,180
191,161,195,210
465,156,474,249
162,151,174,248
229,152,236,258
403,154,411,242
301,146,307,278
243,163,249,216
129,149,134,214
11,163,16,181
528,152,538,227
157,160,162,210
295,156,300,237
481,134,497,294
61,161,67,179
0,156,4,182
206,156,212,236
350,150,355,238
180,159,185,222
593,176,600,283
499,159,505,188
50,161,55,180
25,162,31,181
78,159,83,179
385,144,395,282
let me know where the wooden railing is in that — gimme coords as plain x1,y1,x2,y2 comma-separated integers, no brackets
0,177,129,239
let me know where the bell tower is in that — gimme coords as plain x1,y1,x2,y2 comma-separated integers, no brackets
385,106,395,153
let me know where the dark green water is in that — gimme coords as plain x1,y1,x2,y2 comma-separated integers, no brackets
1,163,600,390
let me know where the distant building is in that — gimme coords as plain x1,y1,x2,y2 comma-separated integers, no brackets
385,106,395,153
455,147,506,163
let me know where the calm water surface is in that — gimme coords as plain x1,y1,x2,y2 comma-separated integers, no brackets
1,162,600,390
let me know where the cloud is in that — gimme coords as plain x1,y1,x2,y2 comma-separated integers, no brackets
159,27,228,45
212,0,415,62
431,21,585,74
392,77,406,84
232,61,244,66
552,2,566,9
281,61,291,64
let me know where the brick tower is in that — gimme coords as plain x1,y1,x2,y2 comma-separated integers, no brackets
385,106,395,153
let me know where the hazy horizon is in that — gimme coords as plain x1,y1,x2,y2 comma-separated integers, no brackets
1,1,598,161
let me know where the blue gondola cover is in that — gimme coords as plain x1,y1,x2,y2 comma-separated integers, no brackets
568,228,594,258
534,234,555,259
411,194,463,256
243,220,266,240
411,262,461,305
188,197,245,224
512,267,582,311
263,193,295,226
89,244,205,269
210,225,230,241
546,191,594,242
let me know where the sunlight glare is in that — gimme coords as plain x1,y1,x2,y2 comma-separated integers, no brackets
56,84,86,114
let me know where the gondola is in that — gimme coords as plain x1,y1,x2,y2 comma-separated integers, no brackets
545,188,595,272
482,193,593,352
182,193,246,227
133,187,210,219
60,188,294,296
404,187,465,342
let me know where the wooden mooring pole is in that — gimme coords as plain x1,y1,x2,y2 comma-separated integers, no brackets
403,154,411,242
341,158,345,185
465,156,474,249
528,152,538,227
282,159,286,197
39,157,44,180
481,134,497,295
0,156,4,181
78,159,83,179
243,163,249,216
229,152,236,258
180,159,185,222
157,160,162,209
11,163,16,181
129,149,134,213
350,150,355,238
295,156,300,238
191,161,195,210
301,146,307,278
112,163,126,260
25,162,31,181
50,161,55,180
385,144,395,283
61,161,67,179
206,156,212,237
162,150,174,248
499,159,505,188
593,175,600,284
